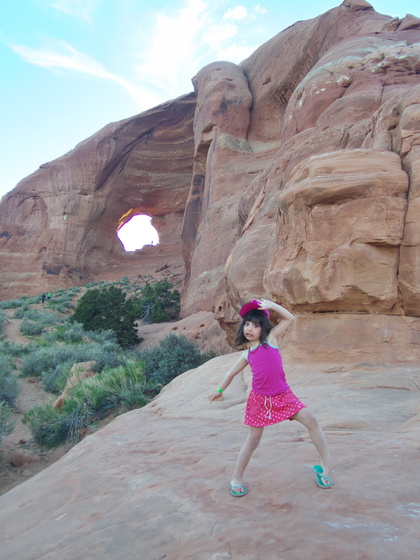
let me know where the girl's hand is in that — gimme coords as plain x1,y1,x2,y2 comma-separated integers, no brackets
209,392,224,403
257,298,274,311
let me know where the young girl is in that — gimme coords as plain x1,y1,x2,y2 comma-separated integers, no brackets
209,298,333,496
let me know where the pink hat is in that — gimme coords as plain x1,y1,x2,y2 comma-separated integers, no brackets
239,299,270,318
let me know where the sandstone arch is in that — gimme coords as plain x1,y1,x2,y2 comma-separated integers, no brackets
0,94,195,297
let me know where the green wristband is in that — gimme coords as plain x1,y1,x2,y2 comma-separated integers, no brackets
217,387,223,394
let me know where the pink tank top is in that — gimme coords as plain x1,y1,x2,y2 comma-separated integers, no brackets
247,343,290,396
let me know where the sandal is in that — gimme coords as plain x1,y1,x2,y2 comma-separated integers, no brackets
230,483,248,497
312,465,334,489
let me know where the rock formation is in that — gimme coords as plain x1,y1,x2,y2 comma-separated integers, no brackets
0,95,195,296
1,3,420,558
1,0,420,354
1,355,419,559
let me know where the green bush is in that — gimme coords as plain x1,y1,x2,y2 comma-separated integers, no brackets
42,322,86,344
0,337,34,358
0,355,19,408
22,404,91,449
71,286,141,348
137,334,213,386
67,361,148,419
0,310,7,334
20,318,45,337
19,341,122,392
0,402,15,444
0,298,27,310
23,361,149,449
137,279,180,323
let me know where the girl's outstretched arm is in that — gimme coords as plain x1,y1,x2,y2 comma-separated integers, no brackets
257,298,295,344
209,354,248,402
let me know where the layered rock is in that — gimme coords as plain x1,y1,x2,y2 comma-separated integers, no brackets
1,356,419,559
0,95,195,298
0,1,420,359
1,3,420,558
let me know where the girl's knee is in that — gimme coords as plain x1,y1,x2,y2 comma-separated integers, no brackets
247,428,263,448
294,408,320,430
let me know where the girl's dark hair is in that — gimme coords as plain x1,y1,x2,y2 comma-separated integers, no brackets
235,309,273,347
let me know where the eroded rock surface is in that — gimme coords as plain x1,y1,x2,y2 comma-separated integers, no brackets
1,355,419,559
0,95,195,297
1,4,420,556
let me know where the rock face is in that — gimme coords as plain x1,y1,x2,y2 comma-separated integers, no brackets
1,355,419,559
0,95,195,296
1,3,420,558
1,2,418,363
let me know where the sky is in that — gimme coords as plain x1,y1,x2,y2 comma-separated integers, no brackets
0,0,419,249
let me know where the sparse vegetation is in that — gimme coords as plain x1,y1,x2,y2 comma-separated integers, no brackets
0,355,19,408
137,333,215,386
0,402,14,444
0,355,18,444
0,277,216,452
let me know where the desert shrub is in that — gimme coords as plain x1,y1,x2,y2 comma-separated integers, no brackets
85,329,118,345
0,337,34,358
0,356,19,408
0,310,7,333
137,334,213,386
0,402,15,444
42,322,86,344
0,298,27,310
19,341,122,391
137,279,180,323
71,286,141,347
23,361,148,449
45,291,76,313
20,318,46,337
67,361,148,419
42,364,72,394
12,307,29,319
22,404,92,449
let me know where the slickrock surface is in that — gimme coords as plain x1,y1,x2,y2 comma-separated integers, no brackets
1,353,419,560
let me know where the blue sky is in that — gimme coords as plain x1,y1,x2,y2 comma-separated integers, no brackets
0,0,418,203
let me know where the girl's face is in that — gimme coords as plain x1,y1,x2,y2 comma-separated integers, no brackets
243,320,262,343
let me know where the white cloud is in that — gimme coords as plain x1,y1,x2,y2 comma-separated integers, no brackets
254,5,268,15
223,6,249,21
10,40,113,77
50,0,100,21
202,22,238,51
216,43,257,63
133,0,212,92
9,40,162,110
8,0,272,113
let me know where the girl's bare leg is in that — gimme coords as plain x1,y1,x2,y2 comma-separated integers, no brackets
231,426,264,491
292,408,332,480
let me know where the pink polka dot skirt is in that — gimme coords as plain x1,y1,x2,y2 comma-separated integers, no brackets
244,388,306,427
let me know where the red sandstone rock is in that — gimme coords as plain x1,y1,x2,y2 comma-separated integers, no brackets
9,449,40,468
0,2,418,351
53,361,97,410
0,355,419,559
0,4,420,557
0,95,195,299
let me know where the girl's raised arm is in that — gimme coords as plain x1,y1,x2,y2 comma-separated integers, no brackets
257,298,295,344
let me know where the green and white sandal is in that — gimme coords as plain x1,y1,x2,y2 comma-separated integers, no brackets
312,465,334,489
230,483,248,497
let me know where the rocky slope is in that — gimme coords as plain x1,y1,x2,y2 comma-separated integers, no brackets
1,353,419,559
1,2,420,558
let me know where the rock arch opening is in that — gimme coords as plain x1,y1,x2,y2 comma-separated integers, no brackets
117,213,159,252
